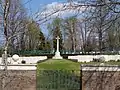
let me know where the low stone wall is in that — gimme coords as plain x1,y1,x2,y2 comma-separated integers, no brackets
18,56,47,64
0,65,36,90
0,56,47,64
68,55,120,62
81,65,120,90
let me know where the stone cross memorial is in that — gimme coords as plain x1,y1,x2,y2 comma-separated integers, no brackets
52,36,63,59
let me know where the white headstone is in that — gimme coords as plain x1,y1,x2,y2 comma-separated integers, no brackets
12,54,19,64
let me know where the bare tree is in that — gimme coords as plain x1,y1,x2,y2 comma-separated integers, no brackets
63,17,78,52
38,0,120,52
0,0,28,89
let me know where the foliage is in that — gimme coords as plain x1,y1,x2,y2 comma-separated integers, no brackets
44,41,51,50
63,17,78,51
25,20,45,50
0,47,3,56
47,17,63,50
107,19,120,51
1,0,120,54
39,30,45,50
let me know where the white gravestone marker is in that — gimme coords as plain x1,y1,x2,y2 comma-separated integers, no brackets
12,54,19,64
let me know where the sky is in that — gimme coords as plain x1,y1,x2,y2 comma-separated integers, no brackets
22,0,84,22
23,0,66,15
22,0,84,37
22,0,67,37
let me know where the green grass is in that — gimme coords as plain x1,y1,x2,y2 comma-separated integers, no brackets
37,59,80,70
37,59,120,90
37,59,120,71
37,59,81,90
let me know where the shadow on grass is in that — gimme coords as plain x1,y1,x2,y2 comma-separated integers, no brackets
37,59,49,63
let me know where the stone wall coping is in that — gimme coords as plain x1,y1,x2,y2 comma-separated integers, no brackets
0,64,37,70
81,64,119,67
81,64,120,71
0,64,37,66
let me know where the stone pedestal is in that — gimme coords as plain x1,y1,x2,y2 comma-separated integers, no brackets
52,51,63,59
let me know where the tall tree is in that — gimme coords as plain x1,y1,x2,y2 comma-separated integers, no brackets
38,29,45,50
8,0,27,51
86,0,115,52
25,20,45,50
47,17,63,51
107,17,120,51
0,0,27,52
63,17,78,52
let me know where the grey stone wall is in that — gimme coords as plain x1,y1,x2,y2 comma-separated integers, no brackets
82,66,120,90
0,70,36,90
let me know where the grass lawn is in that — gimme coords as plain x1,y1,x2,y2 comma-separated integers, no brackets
37,59,120,71
37,59,80,70
37,59,81,90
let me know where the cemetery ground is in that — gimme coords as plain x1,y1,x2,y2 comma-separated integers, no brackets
37,59,120,70
37,59,81,90
37,59,120,90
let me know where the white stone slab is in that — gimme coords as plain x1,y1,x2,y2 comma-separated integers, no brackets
18,56,47,64
68,55,120,62
0,64,37,70
81,65,120,71
0,56,47,64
